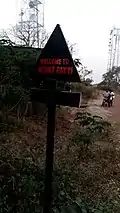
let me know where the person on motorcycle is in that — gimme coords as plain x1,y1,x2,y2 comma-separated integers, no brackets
109,89,115,106
102,90,110,106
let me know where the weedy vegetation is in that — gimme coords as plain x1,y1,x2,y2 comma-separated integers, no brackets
0,41,119,212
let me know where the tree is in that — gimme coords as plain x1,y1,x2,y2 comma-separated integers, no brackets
85,78,93,85
0,21,49,48
67,41,77,55
74,58,82,67
68,44,93,81
74,58,93,81
0,39,30,119
101,66,120,88
13,22,37,47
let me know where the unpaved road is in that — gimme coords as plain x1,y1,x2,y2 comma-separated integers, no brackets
88,95,120,123
108,94,120,123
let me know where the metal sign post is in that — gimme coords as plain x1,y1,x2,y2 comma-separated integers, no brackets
43,80,56,213
31,24,82,213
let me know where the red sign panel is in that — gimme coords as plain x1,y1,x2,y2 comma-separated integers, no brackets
36,24,80,82
38,58,73,75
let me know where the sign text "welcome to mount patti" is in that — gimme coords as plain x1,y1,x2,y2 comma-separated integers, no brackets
38,58,73,75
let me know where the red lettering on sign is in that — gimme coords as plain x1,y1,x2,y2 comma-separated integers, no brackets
56,67,73,74
56,67,64,74
38,67,55,73
38,66,72,75
67,67,73,74
40,59,46,65
40,59,62,65
56,59,61,65
39,58,70,65
62,59,69,65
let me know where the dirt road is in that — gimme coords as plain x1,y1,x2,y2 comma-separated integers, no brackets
87,95,120,123
108,95,120,123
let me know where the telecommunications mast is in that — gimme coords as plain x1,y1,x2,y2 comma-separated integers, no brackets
16,0,45,47
107,27,120,71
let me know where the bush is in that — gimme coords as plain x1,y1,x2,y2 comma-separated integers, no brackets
0,153,119,213
71,83,99,101
97,84,111,92
0,154,75,212
72,112,111,148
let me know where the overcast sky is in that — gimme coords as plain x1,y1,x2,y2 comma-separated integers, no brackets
0,0,120,82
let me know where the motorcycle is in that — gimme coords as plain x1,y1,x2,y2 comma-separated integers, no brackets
102,96,114,107
109,96,114,107
101,98,109,107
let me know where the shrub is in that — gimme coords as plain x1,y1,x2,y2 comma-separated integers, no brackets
72,112,111,148
0,154,75,212
71,83,99,101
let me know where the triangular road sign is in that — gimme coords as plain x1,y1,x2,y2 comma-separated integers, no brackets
36,24,80,82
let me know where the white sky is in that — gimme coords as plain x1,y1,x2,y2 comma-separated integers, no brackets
0,0,120,82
